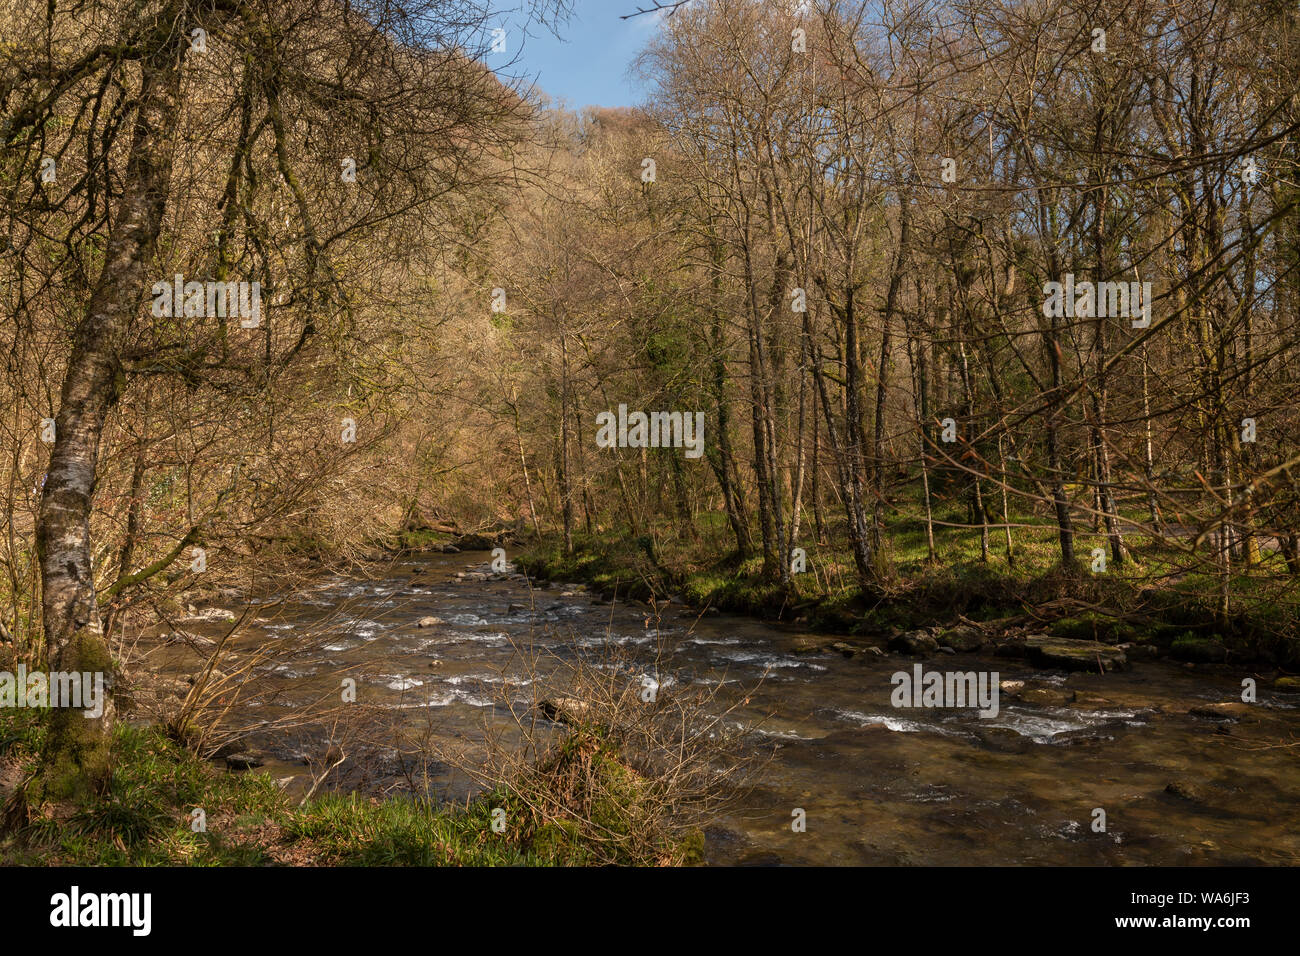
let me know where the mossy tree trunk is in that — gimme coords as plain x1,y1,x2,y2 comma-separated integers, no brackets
35,45,181,801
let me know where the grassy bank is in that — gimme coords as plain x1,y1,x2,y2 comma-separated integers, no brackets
0,712,700,866
514,517,1300,668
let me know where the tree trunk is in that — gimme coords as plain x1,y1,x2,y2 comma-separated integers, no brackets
36,48,181,799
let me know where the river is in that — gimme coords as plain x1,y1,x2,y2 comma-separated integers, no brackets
152,551,1300,865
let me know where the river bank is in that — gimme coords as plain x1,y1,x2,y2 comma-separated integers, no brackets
0,711,701,866
509,532,1300,674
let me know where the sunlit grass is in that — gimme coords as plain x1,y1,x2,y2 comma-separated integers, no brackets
0,717,690,867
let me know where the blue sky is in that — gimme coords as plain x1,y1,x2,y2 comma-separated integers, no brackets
490,1,667,109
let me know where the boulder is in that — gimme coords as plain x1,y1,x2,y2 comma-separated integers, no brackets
791,635,836,655
1024,635,1127,672
937,625,984,652
1188,702,1258,723
538,697,591,725
888,629,938,656
416,616,444,628
225,753,264,771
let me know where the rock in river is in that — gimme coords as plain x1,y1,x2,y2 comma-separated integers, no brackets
538,697,591,725
225,753,264,771
936,625,984,652
888,629,938,656
791,635,837,655
1187,702,1258,723
1024,635,1128,672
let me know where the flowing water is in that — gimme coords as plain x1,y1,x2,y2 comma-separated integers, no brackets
153,551,1300,865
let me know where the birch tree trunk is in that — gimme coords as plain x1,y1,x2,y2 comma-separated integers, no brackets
36,47,181,798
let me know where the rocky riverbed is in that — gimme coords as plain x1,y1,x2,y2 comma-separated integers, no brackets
132,551,1300,865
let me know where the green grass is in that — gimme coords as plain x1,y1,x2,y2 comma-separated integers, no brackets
279,791,553,866
286,733,702,866
2,714,282,865
0,713,697,866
